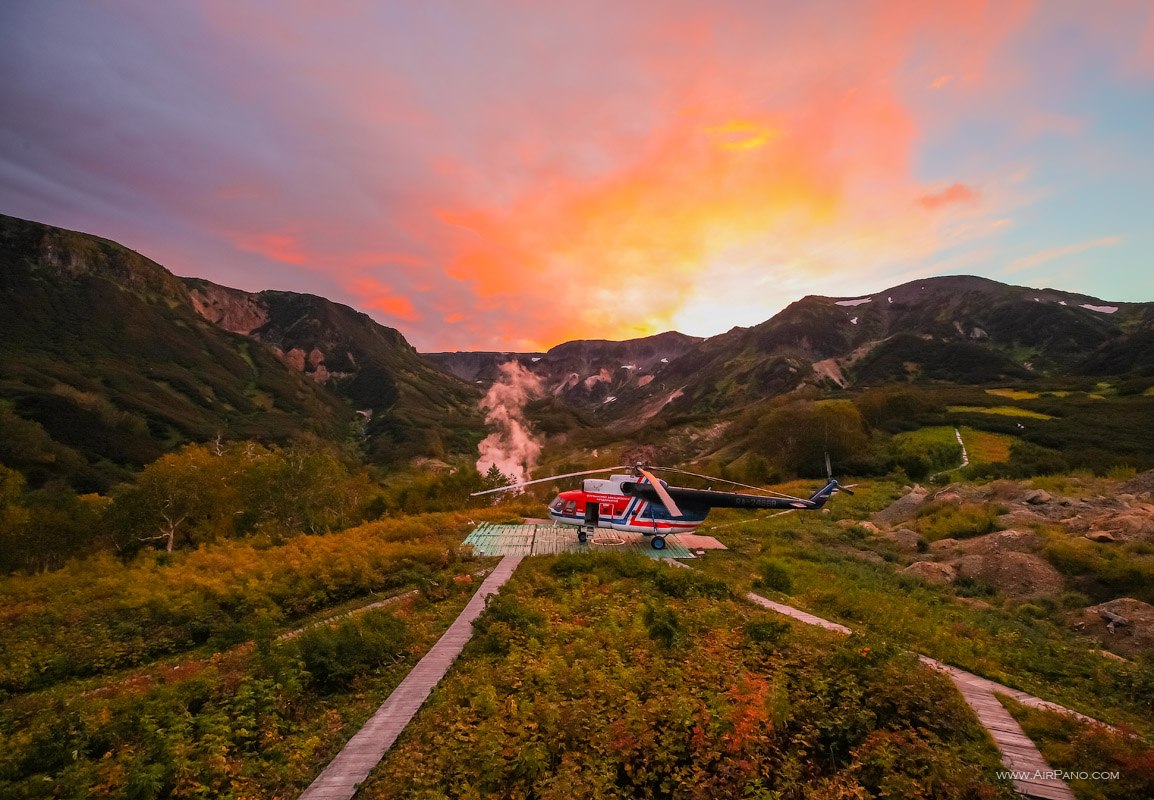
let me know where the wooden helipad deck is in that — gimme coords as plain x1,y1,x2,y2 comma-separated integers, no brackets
298,555,523,800
464,522,706,558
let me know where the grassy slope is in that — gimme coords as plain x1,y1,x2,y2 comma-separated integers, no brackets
362,554,1015,800
0,583,479,799
689,483,1154,739
999,697,1154,800
0,507,554,798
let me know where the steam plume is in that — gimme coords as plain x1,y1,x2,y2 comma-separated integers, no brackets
476,361,544,485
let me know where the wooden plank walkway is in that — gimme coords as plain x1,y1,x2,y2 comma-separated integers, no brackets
919,657,1076,800
745,592,854,634
666,562,1078,799
298,555,523,800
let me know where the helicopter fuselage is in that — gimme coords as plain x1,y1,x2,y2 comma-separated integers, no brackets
547,474,708,535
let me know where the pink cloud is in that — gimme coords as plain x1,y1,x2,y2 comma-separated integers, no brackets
1007,236,1122,273
14,1,1153,351
918,183,980,210
347,277,421,322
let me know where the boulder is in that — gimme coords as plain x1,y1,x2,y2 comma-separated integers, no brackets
1102,513,1154,541
886,528,922,551
953,551,1063,600
1024,489,1053,505
1085,531,1119,543
902,561,957,585
872,485,929,526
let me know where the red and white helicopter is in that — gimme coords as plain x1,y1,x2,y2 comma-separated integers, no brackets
472,462,853,550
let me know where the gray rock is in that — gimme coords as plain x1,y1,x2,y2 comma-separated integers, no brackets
1024,489,1053,505
872,485,929,526
903,561,957,584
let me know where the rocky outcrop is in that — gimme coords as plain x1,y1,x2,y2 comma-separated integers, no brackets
903,561,956,584
187,279,269,334
953,551,1063,600
425,331,703,410
930,529,1042,558
871,485,928,526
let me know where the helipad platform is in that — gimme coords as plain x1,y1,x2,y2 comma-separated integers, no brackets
464,522,711,558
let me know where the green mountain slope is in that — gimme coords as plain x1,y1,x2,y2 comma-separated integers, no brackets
0,215,355,489
0,215,481,489
610,275,1154,420
186,279,483,461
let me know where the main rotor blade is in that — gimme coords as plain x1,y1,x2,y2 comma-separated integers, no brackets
637,467,683,518
470,465,631,496
646,466,808,502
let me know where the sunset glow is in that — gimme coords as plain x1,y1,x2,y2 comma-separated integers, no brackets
2,2,1152,350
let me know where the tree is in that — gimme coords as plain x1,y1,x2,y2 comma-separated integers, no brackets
482,464,512,491
235,444,374,538
106,444,238,553
751,400,870,478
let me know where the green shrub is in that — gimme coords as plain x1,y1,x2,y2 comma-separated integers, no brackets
550,552,596,577
651,566,730,599
954,574,995,598
642,602,681,647
755,559,793,594
744,618,791,648
297,610,409,690
915,501,1004,542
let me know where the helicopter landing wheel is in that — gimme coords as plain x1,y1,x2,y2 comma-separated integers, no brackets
651,535,666,550
578,529,588,543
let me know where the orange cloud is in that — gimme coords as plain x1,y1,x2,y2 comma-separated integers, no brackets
918,183,979,210
236,232,310,265
347,277,420,322
1007,236,1122,273
703,120,779,151
186,0,1045,350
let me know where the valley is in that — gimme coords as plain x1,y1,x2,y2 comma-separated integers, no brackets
2,217,1154,798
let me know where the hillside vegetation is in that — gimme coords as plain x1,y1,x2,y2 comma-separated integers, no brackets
364,554,1015,799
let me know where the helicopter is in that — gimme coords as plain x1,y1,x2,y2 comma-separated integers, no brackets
471,461,854,550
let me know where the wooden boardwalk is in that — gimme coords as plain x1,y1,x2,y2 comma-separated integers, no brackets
668,562,1080,799
744,592,854,634
298,555,523,800
920,657,1076,800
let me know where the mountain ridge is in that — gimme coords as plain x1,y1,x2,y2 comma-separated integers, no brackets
0,214,481,487
5,212,1154,488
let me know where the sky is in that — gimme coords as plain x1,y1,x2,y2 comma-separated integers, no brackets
2,1,1153,352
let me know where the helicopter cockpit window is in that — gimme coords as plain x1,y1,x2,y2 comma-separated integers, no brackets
563,500,577,514
548,497,564,512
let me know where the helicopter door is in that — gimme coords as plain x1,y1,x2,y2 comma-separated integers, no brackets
583,502,599,527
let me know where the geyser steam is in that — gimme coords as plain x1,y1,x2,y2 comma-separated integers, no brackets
476,361,544,485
